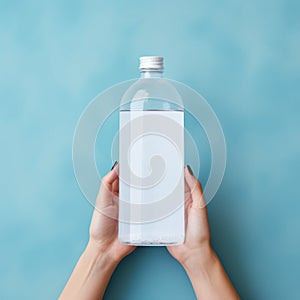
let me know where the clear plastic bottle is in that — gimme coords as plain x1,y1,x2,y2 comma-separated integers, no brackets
118,56,184,245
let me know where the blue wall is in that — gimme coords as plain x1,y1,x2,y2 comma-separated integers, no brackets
1,0,299,299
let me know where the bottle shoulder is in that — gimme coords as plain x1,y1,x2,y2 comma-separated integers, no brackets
120,78,183,110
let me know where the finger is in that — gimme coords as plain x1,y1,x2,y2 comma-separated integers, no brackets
184,166,206,209
100,162,119,195
184,174,191,193
111,178,120,208
102,162,119,187
184,177,192,207
96,163,119,209
112,176,119,195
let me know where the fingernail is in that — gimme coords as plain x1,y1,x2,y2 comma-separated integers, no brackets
187,165,193,176
111,161,118,170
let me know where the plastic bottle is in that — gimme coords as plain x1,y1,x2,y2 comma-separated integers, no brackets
118,56,184,245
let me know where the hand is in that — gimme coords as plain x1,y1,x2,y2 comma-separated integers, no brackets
89,162,136,263
61,164,239,300
60,163,135,300
167,166,213,267
167,166,240,300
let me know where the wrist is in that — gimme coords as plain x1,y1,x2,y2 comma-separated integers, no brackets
85,240,120,269
181,245,217,275
59,240,119,299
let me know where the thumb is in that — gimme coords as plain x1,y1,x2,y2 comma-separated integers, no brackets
184,166,206,209
96,162,119,209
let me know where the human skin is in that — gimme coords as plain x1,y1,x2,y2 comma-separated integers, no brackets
59,163,135,300
60,163,239,299
167,167,240,300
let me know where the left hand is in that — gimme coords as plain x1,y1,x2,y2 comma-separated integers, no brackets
89,162,136,262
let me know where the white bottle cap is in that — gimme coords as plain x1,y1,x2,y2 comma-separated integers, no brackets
139,56,164,71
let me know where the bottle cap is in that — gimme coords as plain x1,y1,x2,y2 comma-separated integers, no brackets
139,56,164,71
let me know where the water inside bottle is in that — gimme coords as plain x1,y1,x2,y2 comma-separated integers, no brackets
118,110,185,245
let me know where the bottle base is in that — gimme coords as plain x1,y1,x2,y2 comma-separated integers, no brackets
119,235,185,246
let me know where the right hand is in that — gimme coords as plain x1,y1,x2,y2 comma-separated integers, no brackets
167,166,213,267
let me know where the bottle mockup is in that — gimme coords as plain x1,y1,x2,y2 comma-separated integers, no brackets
118,56,185,246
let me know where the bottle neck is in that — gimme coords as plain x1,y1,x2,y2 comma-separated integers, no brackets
140,70,163,78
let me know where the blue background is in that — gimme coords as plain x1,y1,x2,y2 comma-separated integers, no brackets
1,0,300,299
